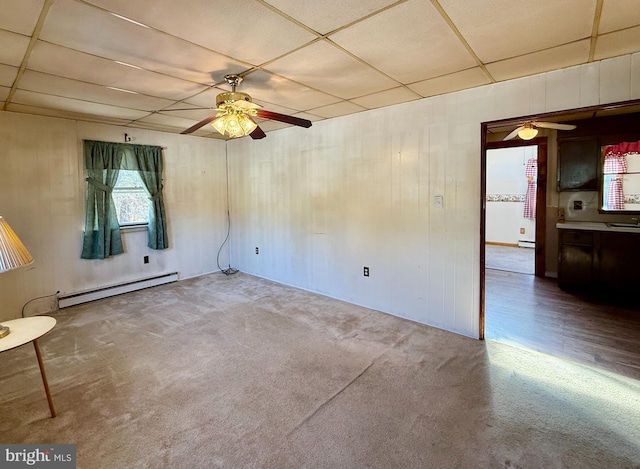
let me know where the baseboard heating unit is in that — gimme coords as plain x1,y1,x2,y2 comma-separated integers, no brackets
58,272,179,308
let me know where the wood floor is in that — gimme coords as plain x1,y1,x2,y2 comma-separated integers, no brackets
485,268,640,381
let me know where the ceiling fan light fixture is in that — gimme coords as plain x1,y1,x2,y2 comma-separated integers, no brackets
518,126,538,140
212,110,257,138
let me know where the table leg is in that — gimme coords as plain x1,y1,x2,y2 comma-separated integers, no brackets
33,339,56,418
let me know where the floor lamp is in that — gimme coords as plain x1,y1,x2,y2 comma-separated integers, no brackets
0,216,34,338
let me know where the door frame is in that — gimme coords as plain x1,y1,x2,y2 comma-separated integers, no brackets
478,99,640,340
479,131,548,340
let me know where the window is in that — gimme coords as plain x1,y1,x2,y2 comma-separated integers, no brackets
81,139,168,259
112,170,149,226
600,141,640,212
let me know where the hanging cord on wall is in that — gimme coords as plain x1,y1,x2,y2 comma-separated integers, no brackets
217,145,238,276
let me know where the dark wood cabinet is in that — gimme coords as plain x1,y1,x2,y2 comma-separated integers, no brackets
598,232,640,291
558,229,640,293
557,138,599,191
558,230,595,287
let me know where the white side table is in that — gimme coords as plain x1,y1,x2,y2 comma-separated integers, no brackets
0,316,57,418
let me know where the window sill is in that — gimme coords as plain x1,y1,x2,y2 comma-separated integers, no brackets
120,224,148,233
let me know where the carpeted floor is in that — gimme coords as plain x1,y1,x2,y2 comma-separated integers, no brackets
1,273,639,468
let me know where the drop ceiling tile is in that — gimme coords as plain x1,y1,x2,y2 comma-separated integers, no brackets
0,0,45,35
240,71,344,110
439,0,595,63
125,121,193,134
0,86,9,101
133,113,200,130
6,103,133,125
330,0,477,84
11,90,150,120
288,111,325,124
263,0,398,34
486,40,590,82
158,107,217,122
0,30,31,67
38,0,250,85
308,101,366,119
184,70,342,111
594,26,640,60
84,0,317,65
351,87,420,109
408,68,492,98
255,120,292,133
19,70,177,111
599,0,640,33
0,64,18,87
265,41,398,99
28,42,209,101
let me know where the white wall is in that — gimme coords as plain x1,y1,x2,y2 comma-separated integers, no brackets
486,146,536,245
228,53,640,339
0,112,228,321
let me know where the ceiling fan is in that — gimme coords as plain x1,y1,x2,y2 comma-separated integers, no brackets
503,121,577,141
179,74,312,139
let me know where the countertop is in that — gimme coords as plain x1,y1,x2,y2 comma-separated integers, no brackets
556,221,640,233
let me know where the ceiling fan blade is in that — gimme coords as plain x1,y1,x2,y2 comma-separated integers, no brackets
532,121,577,131
181,115,217,134
250,125,266,140
503,126,524,141
256,109,312,128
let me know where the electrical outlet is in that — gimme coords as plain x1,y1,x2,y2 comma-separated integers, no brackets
143,256,149,264
363,266,369,277
255,247,259,254
520,228,525,234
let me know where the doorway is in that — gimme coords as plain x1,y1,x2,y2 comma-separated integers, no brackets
485,146,538,275
479,135,547,339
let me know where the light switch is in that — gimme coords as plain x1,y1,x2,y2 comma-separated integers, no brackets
434,195,443,208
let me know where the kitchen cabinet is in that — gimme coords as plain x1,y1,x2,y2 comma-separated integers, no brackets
558,230,595,287
557,138,599,191
558,227,640,292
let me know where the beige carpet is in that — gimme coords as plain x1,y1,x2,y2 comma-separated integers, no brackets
1,273,639,468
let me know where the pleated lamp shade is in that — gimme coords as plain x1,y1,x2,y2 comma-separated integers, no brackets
0,216,34,273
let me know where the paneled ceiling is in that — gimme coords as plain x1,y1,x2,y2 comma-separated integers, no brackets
1,0,640,139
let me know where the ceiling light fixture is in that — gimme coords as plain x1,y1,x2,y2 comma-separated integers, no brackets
212,109,257,138
209,75,259,138
517,124,538,140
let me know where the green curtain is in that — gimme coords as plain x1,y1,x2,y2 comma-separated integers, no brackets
81,141,124,259
81,140,168,259
130,145,168,250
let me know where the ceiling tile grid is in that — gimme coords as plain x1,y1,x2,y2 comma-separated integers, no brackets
0,0,638,138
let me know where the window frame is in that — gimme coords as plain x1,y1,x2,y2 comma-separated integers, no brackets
112,170,150,228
